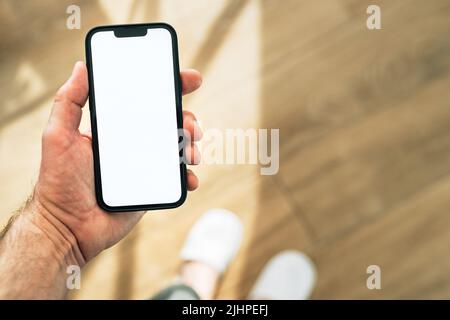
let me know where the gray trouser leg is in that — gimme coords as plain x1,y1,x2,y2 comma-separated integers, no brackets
152,284,201,300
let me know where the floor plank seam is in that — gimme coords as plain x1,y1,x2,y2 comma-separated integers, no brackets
270,174,318,242
310,169,450,251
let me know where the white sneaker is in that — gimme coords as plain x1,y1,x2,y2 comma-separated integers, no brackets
249,250,316,300
180,209,243,273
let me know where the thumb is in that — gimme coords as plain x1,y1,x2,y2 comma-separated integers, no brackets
48,61,88,132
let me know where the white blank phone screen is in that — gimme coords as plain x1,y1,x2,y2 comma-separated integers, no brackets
90,28,182,207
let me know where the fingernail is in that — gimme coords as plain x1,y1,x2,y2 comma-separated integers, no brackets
196,75,203,87
194,120,203,139
72,61,84,75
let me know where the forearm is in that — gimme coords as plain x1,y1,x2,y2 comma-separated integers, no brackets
0,197,85,299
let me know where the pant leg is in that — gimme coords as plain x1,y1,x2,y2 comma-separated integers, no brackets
151,283,201,300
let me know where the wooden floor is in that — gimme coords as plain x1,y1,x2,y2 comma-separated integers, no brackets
1,0,450,299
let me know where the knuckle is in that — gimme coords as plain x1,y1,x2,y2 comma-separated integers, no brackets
42,125,70,148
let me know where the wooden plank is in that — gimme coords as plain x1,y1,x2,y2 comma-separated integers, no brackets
281,74,450,239
264,0,450,239
311,174,450,299
261,0,450,148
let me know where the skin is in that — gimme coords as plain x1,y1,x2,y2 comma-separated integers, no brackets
0,62,203,299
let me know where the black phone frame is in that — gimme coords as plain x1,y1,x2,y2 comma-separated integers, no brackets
85,23,187,212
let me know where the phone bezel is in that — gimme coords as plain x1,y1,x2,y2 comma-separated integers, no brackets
85,23,187,212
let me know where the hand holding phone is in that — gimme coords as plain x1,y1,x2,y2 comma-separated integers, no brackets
32,24,202,261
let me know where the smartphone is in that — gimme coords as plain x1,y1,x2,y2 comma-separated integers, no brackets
85,23,186,212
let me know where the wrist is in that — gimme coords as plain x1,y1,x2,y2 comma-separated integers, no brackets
24,196,86,269
0,196,85,299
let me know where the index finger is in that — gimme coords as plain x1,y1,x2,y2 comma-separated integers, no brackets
181,69,202,95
